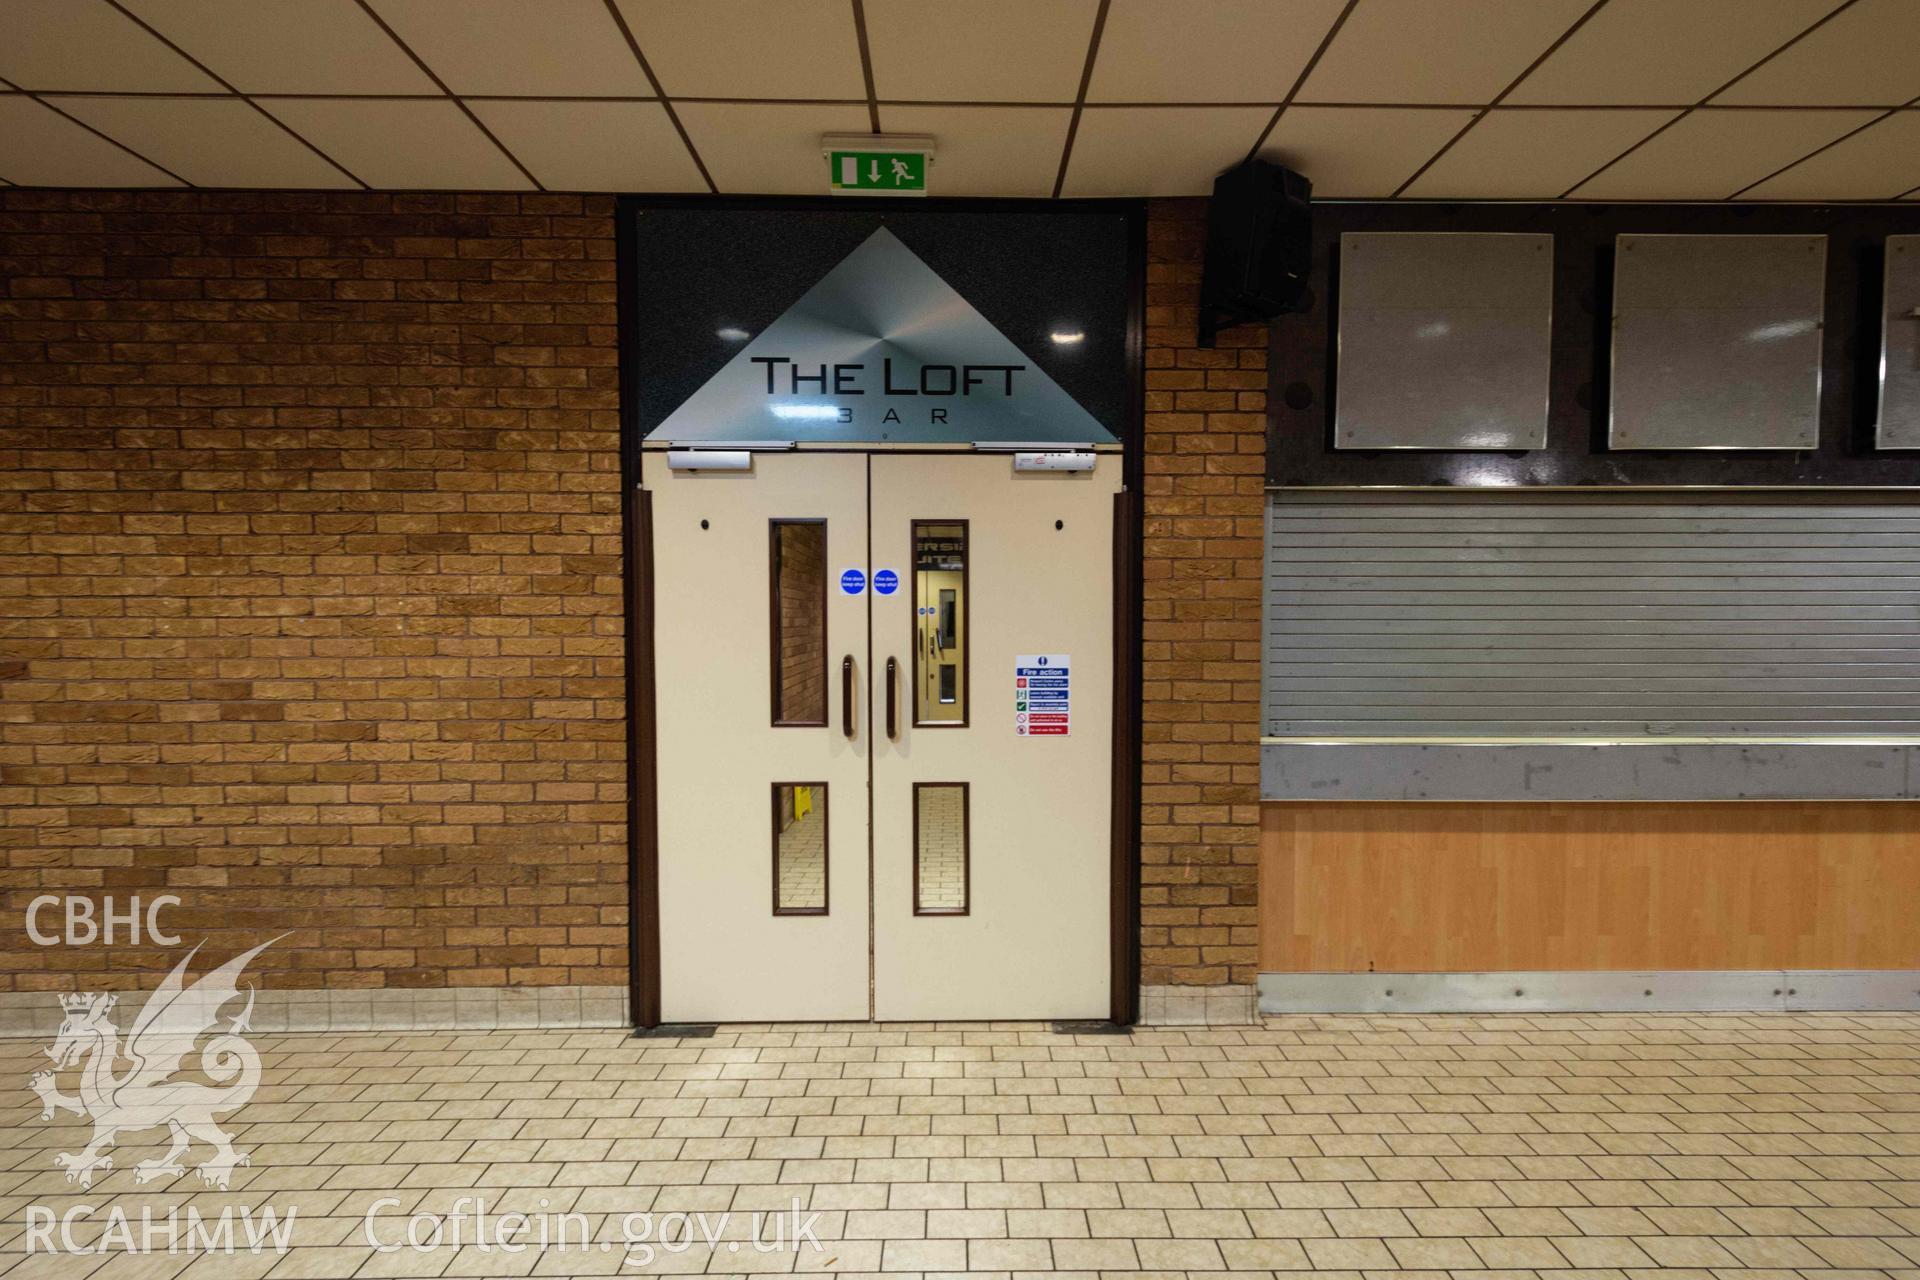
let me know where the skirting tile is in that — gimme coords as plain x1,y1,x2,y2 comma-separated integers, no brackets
0,984,631,1038
1138,983,1259,1026
6,982,1274,1032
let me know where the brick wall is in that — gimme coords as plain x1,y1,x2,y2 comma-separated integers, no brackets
0,190,627,993
1138,199,1265,988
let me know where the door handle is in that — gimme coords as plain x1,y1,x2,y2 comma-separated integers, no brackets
886,657,898,740
842,655,855,739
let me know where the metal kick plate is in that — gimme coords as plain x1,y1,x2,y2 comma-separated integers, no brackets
1879,236,1920,448
1258,970,1920,1014
1335,232,1553,450
1610,233,1826,450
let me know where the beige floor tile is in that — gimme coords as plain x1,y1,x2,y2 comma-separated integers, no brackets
1049,1236,1139,1269
3,1013,1915,1279
877,1236,964,1270
965,1237,1052,1270
1303,1236,1399,1269
1636,1234,1746,1267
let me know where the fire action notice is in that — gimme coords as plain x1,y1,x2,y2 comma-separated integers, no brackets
1014,654,1069,736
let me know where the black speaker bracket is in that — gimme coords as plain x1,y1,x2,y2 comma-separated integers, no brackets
1196,158,1311,350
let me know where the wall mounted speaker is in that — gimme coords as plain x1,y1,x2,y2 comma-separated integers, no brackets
1199,159,1312,347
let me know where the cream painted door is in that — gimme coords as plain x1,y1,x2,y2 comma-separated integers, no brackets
869,453,1120,1020
644,450,871,1022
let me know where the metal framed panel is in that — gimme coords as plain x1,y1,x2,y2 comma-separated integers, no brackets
1334,232,1553,450
1263,741,1920,802
1880,236,1920,448
1270,202,1920,488
1609,233,1825,450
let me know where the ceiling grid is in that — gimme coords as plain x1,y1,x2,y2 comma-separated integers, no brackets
0,0,1914,199
346,0,542,190
599,0,715,193
1389,0,1612,197
103,0,368,187
1243,0,1361,162
1051,0,1112,199
1557,0,1867,197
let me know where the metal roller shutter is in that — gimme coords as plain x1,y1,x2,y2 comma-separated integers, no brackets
1264,493,1920,739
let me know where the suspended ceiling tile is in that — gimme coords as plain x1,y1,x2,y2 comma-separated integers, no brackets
611,0,865,101
878,105,1070,197
675,102,871,194
864,0,1096,103
0,95,180,187
1061,106,1272,197
1404,109,1679,199
0,0,221,92
468,99,704,192
259,98,532,190
58,96,355,188
1088,0,1348,103
1260,106,1476,197
120,0,436,95
1297,0,1593,105
1715,0,1920,105
1569,108,1877,199
1508,0,1843,105
1740,111,1920,200
365,0,649,96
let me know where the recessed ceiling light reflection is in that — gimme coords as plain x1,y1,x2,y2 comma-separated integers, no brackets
1746,320,1814,343
716,326,751,342
1049,330,1085,345
771,404,841,420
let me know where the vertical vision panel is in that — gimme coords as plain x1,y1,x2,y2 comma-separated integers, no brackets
913,521,968,727
771,521,827,726
773,783,828,915
914,783,969,915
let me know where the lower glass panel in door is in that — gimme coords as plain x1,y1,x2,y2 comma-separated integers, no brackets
913,782,969,915
772,783,827,915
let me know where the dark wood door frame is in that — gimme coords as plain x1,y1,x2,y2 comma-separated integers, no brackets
618,196,1147,1029
622,486,660,1028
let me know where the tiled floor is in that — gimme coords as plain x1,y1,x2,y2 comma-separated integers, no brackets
1,1013,1916,1278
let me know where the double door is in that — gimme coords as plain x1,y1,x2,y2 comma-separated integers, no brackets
643,449,1119,1021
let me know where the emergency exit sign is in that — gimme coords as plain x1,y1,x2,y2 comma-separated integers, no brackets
822,134,934,196
830,151,925,193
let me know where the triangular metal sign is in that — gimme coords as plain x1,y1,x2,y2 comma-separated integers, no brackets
648,227,1118,446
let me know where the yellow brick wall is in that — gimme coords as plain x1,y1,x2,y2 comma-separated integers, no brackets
0,191,627,992
1139,199,1265,987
